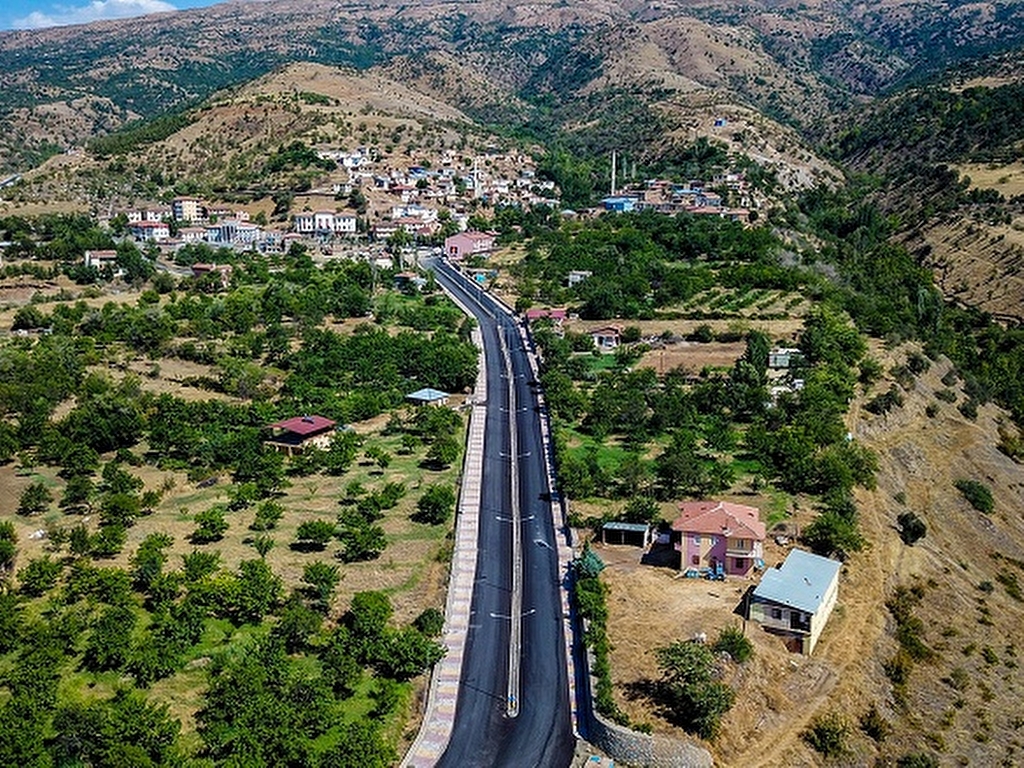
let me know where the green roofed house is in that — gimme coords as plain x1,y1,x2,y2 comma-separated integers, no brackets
747,548,842,655
406,387,450,406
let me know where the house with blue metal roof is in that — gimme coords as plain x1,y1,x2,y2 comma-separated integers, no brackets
748,548,842,655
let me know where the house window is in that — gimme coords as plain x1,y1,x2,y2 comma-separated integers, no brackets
771,607,782,620
691,555,699,566
734,558,744,570
692,535,701,546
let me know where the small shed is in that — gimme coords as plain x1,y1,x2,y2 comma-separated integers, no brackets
407,387,450,407
601,521,654,548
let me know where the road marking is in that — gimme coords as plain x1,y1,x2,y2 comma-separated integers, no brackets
502,326,523,720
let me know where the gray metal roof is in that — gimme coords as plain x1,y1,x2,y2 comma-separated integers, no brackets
602,522,651,532
753,548,841,614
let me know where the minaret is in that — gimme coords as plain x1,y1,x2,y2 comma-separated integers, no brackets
610,150,617,196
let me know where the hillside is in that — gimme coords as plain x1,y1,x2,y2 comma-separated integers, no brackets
3,0,1024,174
828,63,1024,321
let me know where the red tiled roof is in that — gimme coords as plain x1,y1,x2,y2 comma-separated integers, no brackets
525,308,567,321
269,415,336,436
671,500,766,540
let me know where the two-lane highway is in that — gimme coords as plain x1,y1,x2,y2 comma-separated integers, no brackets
428,258,575,768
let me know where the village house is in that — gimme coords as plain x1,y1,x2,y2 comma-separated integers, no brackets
84,249,120,274
172,197,205,223
129,220,170,242
601,196,638,213
524,307,568,330
444,230,496,260
748,548,842,655
589,325,623,350
671,500,766,577
191,263,233,288
126,208,168,223
266,415,337,456
567,270,592,288
768,347,803,369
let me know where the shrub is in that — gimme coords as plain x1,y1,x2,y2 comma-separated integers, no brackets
18,481,53,516
802,712,850,758
897,511,927,545
859,703,891,742
711,625,753,663
414,485,456,525
294,519,336,550
413,607,445,637
18,556,62,596
192,506,229,544
954,479,993,514
897,754,939,768
865,386,904,415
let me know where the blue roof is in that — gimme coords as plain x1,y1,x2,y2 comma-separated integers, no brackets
753,549,841,614
407,387,449,401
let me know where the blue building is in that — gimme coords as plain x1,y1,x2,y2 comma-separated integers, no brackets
601,196,637,213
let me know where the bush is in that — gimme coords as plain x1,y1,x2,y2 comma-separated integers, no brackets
711,625,753,663
294,519,336,550
17,481,53,516
954,479,994,514
413,607,445,637
897,753,939,768
802,712,850,758
414,485,456,525
192,506,229,543
18,556,62,596
897,511,927,545
859,703,891,742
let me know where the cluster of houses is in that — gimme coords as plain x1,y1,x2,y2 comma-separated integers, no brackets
599,173,757,223
601,499,842,656
116,200,288,254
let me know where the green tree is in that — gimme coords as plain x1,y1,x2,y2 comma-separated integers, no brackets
17,480,52,516
191,506,229,544
426,434,461,468
232,559,282,624
302,561,341,611
654,640,735,739
803,712,850,758
711,625,753,663
18,555,62,596
131,532,173,592
414,484,456,525
83,605,137,672
622,495,659,524
250,499,284,531
338,521,387,562
294,519,336,551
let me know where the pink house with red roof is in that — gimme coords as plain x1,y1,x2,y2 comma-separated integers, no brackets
444,230,496,260
672,500,765,577
266,415,337,456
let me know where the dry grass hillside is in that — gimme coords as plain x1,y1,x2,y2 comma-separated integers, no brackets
596,342,1024,765
904,209,1024,323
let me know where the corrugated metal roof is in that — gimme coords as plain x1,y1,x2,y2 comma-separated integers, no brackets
407,387,450,402
602,522,651,532
753,549,841,614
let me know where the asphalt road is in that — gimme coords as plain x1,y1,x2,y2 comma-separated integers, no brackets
428,259,575,768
